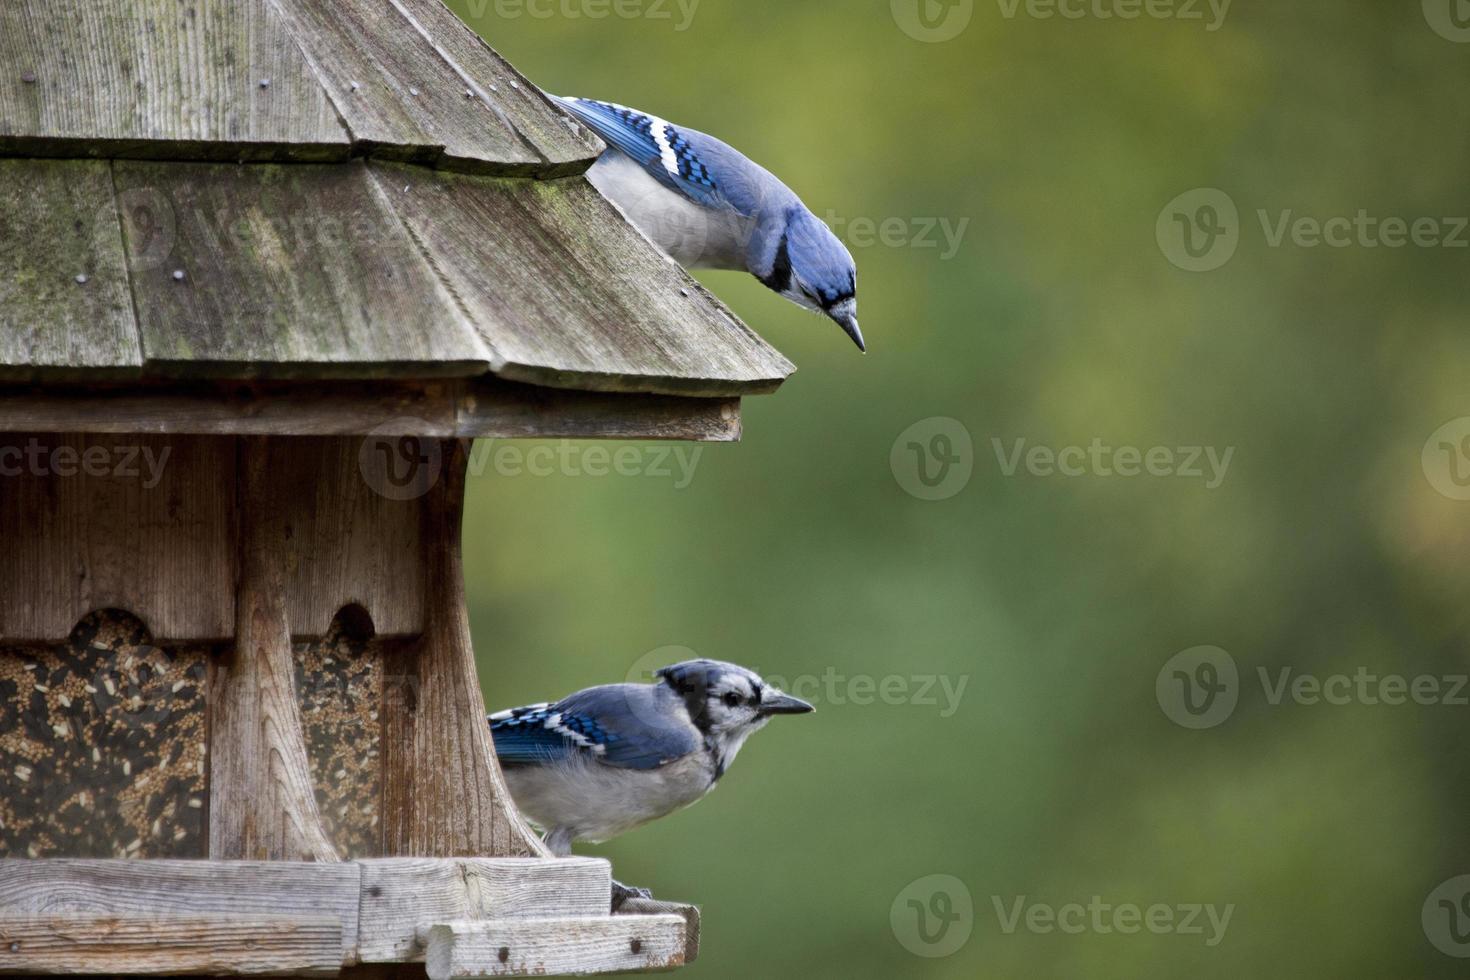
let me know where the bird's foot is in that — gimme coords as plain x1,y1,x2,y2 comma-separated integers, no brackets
611,879,654,912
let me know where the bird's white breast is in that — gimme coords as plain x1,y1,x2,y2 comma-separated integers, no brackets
503,751,718,846
585,151,750,271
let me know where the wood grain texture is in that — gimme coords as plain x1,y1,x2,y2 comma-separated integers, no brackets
423,915,688,978
265,0,597,175
254,438,424,638
0,913,343,976
0,435,235,644
209,438,339,862
0,381,743,442
617,900,700,967
380,441,546,859
0,160,139,382
459,379,743,442
0,859,360,963
356,858,611,963
0,383,460,437
373,163,795,398
0,0,348,161
115,161,492,381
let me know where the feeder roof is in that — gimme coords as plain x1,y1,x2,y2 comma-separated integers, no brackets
0,0,795,397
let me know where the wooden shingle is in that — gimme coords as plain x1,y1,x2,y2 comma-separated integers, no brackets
268,0,600,174
117,160,493,380
371,163,794,396
0,159,140,381
0,0,349,161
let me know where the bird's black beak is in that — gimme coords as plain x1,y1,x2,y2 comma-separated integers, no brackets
835,312,866,353
759,690,815,715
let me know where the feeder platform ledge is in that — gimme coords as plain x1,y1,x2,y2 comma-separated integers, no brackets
0,857,698,977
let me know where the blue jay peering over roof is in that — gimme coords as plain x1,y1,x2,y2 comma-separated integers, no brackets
553,96,865,352
490,659,813,905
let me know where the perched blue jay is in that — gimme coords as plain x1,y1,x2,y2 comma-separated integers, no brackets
489,659,814,904
553,96,865,352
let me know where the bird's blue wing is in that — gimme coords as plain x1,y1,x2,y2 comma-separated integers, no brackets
489,703,589,765
489,685,699,771
552,96,725,210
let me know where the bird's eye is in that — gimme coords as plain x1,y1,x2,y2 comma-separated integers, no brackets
722,692,742,708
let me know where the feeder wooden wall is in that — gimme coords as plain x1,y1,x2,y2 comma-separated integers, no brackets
0,433,538,863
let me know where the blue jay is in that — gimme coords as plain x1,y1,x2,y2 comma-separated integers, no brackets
489,659,814,904
553,96,865,352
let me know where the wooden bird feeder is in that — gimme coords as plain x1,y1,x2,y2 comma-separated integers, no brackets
0,1,794,975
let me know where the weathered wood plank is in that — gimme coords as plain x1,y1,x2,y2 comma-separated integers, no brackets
372,164,794,398
0,913,343,976
0,0,348,161
0,383,461,437
380,442,546,859
0,381,743,442
252,438,425,639
0,160,140,382
266,0,597,175
0,860,361,961
460,380,743,442
616,901,699,966
423,915,688,978
0,435,235,643
114,161,492,381
357,858,612,963
209,438,340,862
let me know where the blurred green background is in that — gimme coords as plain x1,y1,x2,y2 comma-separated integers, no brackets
447,1,1470,976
